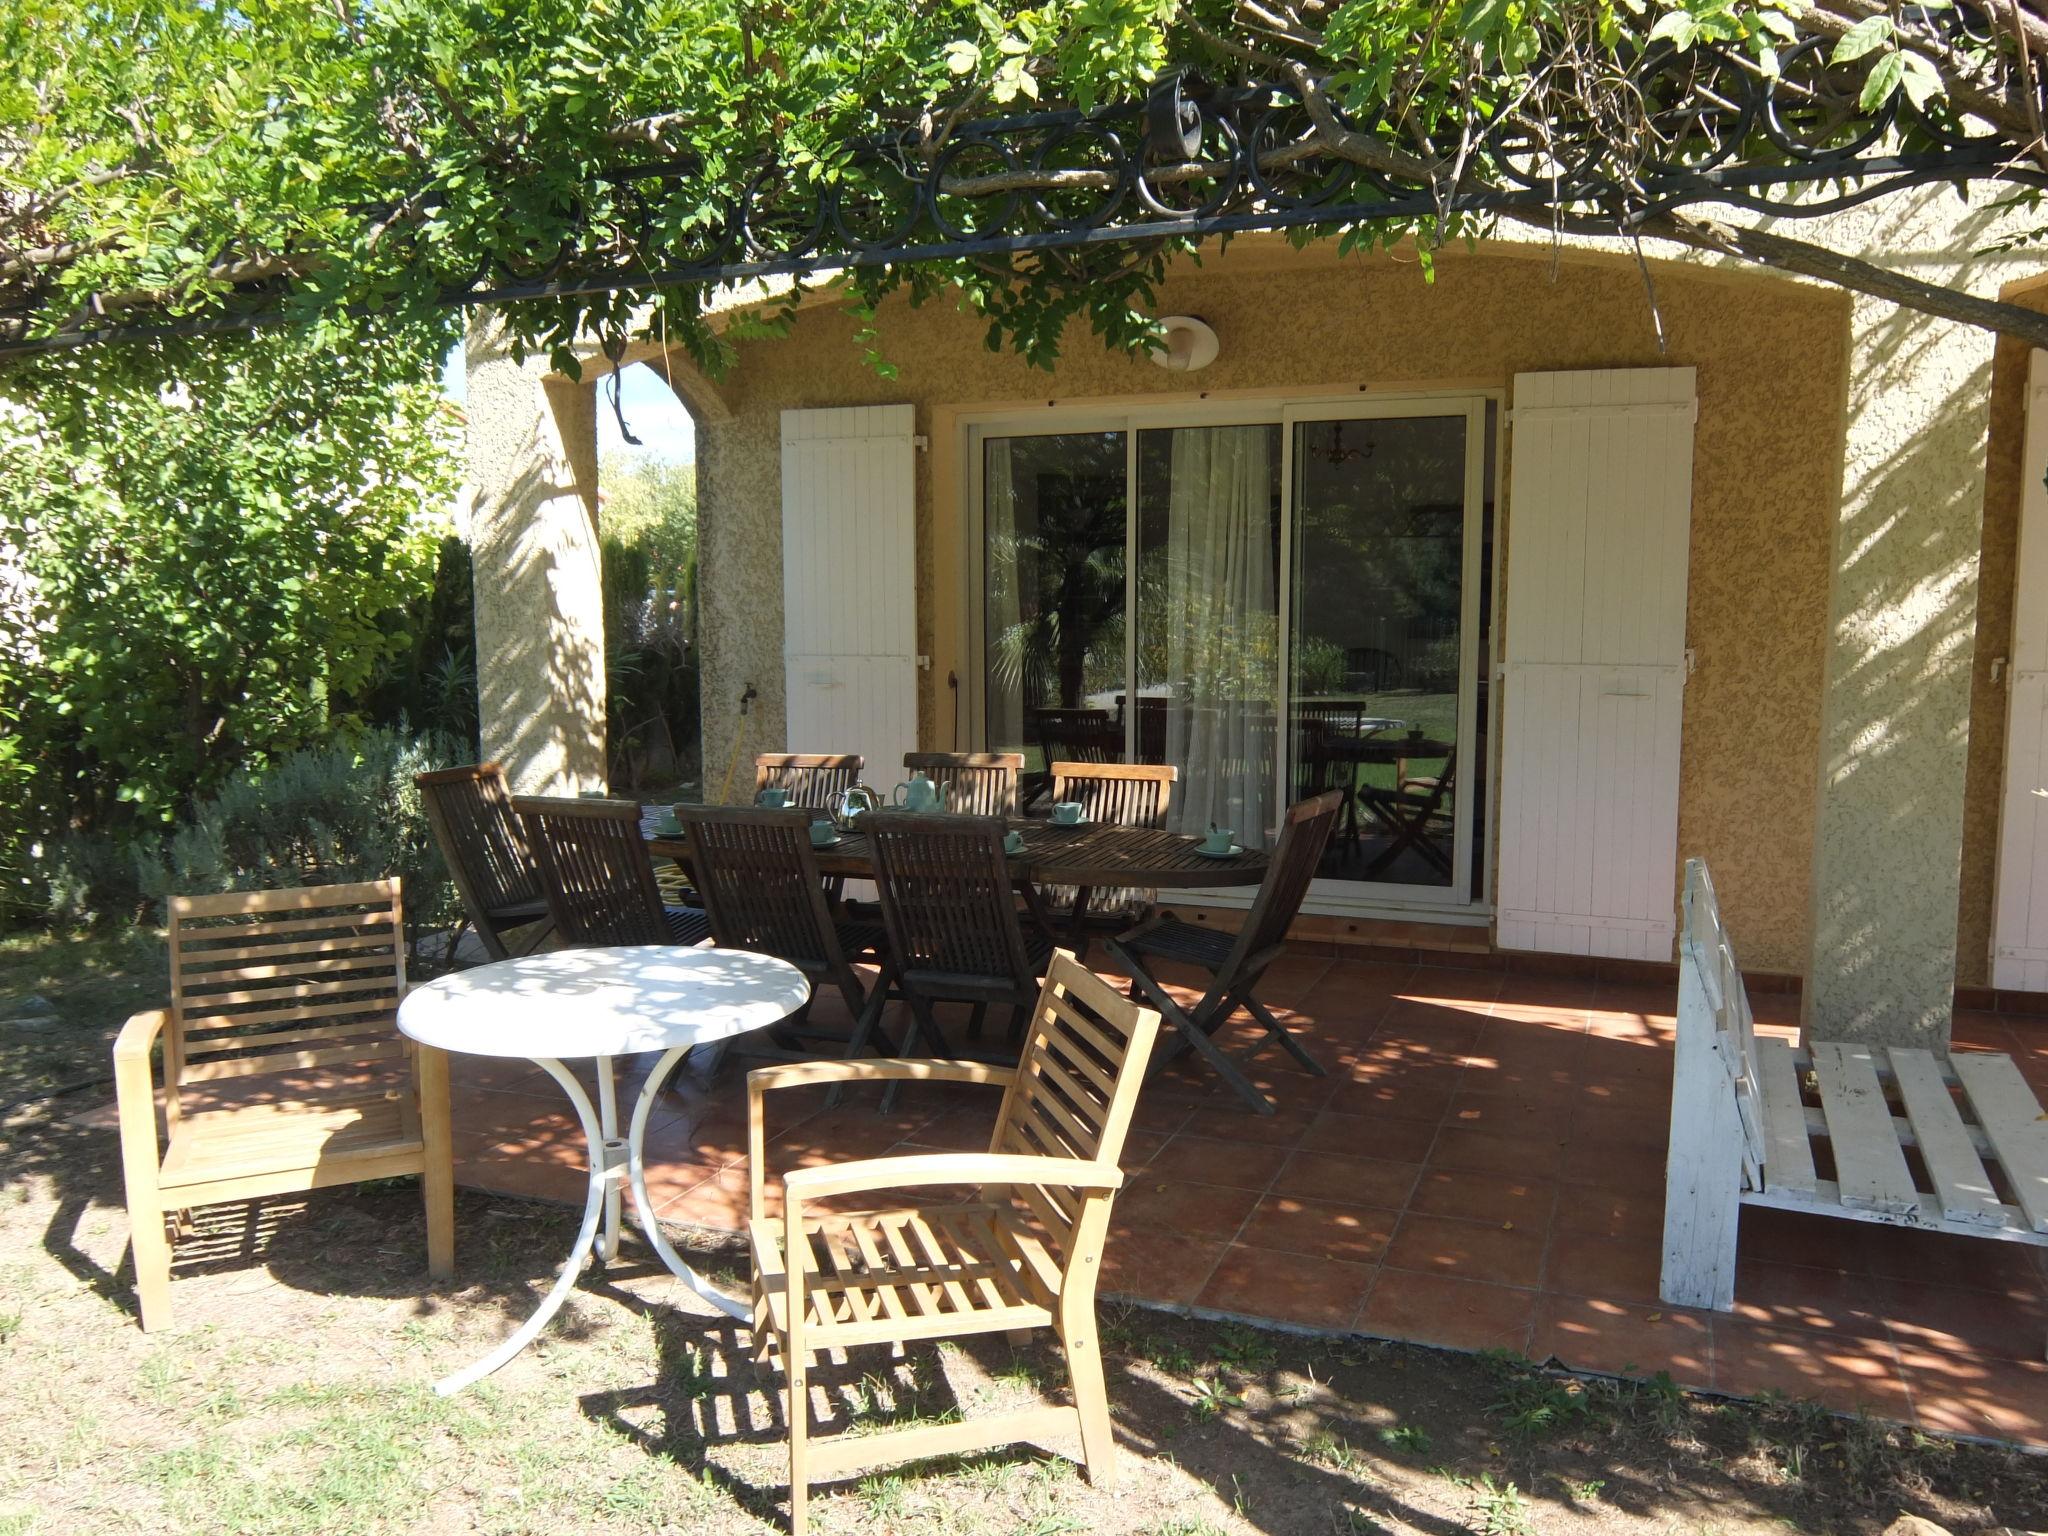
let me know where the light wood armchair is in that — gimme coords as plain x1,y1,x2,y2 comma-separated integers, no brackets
746,951,1161,1535
114,879,454,1331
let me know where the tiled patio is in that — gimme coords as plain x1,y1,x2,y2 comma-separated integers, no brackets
445,952,2048,1447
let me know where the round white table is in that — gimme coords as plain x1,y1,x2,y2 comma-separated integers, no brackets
398,946,811,1394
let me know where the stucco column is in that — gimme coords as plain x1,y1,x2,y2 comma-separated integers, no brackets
463,314,608,794
1803,188,1999,1047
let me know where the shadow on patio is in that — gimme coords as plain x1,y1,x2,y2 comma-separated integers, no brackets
444,953,2048,1448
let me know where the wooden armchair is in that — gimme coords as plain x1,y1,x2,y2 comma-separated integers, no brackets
754,753,865,811
903,752,1022,817
514,795,710,947
747,952,1162,1535
114,879,454,1331
415,764,553,962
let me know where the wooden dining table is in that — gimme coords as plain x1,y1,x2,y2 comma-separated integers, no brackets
647,816,1269,953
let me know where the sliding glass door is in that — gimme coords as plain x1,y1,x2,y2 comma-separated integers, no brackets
973,397,1491,906
1286,403,1488,900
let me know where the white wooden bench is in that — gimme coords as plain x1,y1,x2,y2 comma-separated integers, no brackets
1661,859,2048,1346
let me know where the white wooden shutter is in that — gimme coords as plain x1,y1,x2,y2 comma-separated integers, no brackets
1495,368,1697,960
1992,351,2048,990
781,405,919,778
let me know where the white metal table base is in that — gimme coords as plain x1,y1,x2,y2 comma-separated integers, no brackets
433,1044,749,1396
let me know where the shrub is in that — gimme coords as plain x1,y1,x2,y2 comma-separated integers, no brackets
137,727,462,958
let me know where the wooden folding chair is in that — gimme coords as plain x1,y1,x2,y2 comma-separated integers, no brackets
679,804,887,1049
1025,710,1118,808
747,951,1162,1535
513,795,710,947
903,752,1023,817
1357,748,1457,881
113,879,454,1331
1108,791,1344,1114
415,764,554,961
1039,761,1178,946
754,753,865,810
851,812,1056,1105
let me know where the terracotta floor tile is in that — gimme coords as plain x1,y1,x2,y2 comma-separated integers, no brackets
1271,1150,1424,1210
1543,1230,1663,1305
1370,1015,1488,1057
1857,1225,2048,1291
1710,1317,1913,1420
1198,1244,1377,1330
1428,1125,1565,1180
1151,1133,1292,1191
1407,1169,1558,1229
1324,1075,1455,1125
655,1164,749,1231
1895,1345,2048,1443
1117,1129,1171,1171
1116,1177,1264,1240
1236,1194,1399,1267
1301,1109,1440,1164
1101,1227,1230,1307
1385,1211,1548,1288
1439,1092,1573,1142
1177,1100,1320,1147
1735,1205,1855,1271
1532,1293,1712,1389
1360,1268,1537,1355
1549,1186,1666,1243
1873,1276,2048,1362
1468,1021,1588,1066
1731,1260,1888,1339
1558,1137,1667,1192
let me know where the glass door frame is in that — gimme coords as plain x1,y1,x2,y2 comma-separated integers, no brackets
1279,397,1491,910
961,388,1499,918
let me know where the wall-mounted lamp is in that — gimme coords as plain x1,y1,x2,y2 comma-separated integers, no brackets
1148,315,1219,372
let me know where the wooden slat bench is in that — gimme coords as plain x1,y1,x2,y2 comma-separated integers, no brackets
1661,859,2048,1350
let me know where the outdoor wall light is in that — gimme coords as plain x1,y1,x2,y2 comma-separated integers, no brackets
1149,314,1219,372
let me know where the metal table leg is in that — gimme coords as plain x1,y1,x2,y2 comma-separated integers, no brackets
433,1054,615,1395
627,1043,751,1320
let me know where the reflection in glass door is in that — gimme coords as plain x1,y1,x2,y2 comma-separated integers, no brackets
1288,407,1484,897
1133,425,1284,844
981,431,1128,803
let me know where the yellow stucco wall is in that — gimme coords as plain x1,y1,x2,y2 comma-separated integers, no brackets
693,238,1849,974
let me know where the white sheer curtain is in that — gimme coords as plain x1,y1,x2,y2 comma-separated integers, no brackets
1160,426,1280,848
980,438,1022,753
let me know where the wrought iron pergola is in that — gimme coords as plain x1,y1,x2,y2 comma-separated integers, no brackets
4,23,2042,357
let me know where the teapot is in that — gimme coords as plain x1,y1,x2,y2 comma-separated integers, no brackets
832,783,882,832
891,771,942,813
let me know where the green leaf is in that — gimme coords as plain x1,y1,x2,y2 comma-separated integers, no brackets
1899,51,1944,111
1647,10,1698,48
1831,14,1893,63
1859,48,1904,110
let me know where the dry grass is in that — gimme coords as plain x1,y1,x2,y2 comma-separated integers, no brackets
4,928,2047,1536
